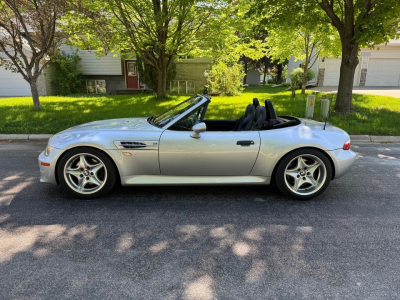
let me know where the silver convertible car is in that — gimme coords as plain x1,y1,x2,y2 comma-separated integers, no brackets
39,95,356,200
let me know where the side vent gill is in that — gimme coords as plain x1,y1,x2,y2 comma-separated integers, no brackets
114,140,158,150
120,141,147,149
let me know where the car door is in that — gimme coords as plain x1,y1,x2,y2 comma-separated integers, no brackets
159,130,261,176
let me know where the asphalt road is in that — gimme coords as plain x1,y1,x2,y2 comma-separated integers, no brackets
1,141,400,300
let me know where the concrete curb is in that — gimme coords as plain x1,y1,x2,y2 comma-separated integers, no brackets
1,134,400,143
0,134,53,141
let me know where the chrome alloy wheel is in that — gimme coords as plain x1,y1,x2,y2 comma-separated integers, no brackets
63,153,107,195
284,154,327,196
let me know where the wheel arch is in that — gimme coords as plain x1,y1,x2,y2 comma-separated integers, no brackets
54,145,121,185
270,146,336,182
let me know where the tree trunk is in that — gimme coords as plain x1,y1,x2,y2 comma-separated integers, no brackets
156,63,167,99
30,81,41,110
301,65,308,94
277,64,283,83
243,62,248,84
336,39,359,112
263,68,267,84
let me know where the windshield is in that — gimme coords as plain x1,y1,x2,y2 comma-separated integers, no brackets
150,96,203,128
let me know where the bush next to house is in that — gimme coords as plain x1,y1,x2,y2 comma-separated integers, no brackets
289,68,315,97
207,62,245,96
53,51,83,95
136,55,176,93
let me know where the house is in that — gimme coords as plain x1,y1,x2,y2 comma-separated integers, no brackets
0,36,47,97
286,39,400,87
45,44,212,96
0,40,211,97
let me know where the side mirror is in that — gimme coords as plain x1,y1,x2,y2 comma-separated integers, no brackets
190,122,206,139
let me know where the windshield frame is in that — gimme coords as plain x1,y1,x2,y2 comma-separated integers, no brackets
149,95,209,129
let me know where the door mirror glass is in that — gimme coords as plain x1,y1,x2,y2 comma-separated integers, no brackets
191,122,206,139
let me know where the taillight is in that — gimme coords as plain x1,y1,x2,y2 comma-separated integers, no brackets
343,139,351,150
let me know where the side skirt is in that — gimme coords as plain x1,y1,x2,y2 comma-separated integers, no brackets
121,175,271,186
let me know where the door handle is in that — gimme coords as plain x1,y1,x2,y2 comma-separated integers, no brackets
237,140,254,146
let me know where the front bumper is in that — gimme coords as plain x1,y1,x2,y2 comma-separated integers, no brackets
38,147,65,185
328,149,357,179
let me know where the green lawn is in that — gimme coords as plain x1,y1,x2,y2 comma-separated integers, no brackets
1,86,400,135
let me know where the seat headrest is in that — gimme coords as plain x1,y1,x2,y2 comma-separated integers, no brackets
245,104,255,116
265,99,277,120
253,98,260,107
256,106,266,121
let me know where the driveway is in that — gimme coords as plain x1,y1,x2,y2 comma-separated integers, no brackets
309,86,400,98
1,141,400,299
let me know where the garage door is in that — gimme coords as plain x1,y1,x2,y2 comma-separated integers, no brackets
0,67,31,96
323,59,360,86
323,59,341,86
365,59,400,86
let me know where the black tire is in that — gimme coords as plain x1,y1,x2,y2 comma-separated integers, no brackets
57,147,117,199
275,148,332,200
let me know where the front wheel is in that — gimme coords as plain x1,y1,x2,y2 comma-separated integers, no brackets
275,149,332,200
57,147,117,199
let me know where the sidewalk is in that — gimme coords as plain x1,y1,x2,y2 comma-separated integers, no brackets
0,134,400,143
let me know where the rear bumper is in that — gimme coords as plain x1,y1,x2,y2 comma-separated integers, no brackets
328,149,357,179
38,148,64,185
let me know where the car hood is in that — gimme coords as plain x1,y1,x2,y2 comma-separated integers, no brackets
62,117,160,132
49,118,162,150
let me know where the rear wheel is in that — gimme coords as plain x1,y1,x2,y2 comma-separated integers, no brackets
275,149,332,200
58,147,117,199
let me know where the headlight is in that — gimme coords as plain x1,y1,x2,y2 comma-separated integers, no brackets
44,145,54,157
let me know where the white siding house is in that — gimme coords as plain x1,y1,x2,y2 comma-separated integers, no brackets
0,44,46,97
286,39,400,87
59,44,123,76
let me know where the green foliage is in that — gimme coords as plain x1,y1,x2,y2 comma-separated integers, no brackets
289,68,315,90
193,1,268,64
136,55,176,92
207,62,245,96
53,51,83,95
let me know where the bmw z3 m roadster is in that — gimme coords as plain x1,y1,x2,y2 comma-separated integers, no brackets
39,95,356,200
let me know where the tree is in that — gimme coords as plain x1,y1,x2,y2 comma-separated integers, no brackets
194,1,268,70
249,1,340,93
316,0,400,112
65,0,217,99
251,0,400,112
0,0,67,110
256,55,270,84
136,55,176,92
267,27,340,93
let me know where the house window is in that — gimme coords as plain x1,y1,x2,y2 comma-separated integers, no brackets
86,80,106,94
127,62,136,76
170,80,195,94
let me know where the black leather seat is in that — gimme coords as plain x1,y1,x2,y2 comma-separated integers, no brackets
233,104,255,131
264,99,281,128
252,105,266,130
253,98,260,108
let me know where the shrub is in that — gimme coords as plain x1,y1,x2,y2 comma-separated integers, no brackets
136,55,176,91
289,68,315,90
206,62,245,96
53,51,83,95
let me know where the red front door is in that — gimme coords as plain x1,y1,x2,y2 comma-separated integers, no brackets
125,60,139,89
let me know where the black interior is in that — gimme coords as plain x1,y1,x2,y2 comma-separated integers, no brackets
203,119,238,131
170,98,300,132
